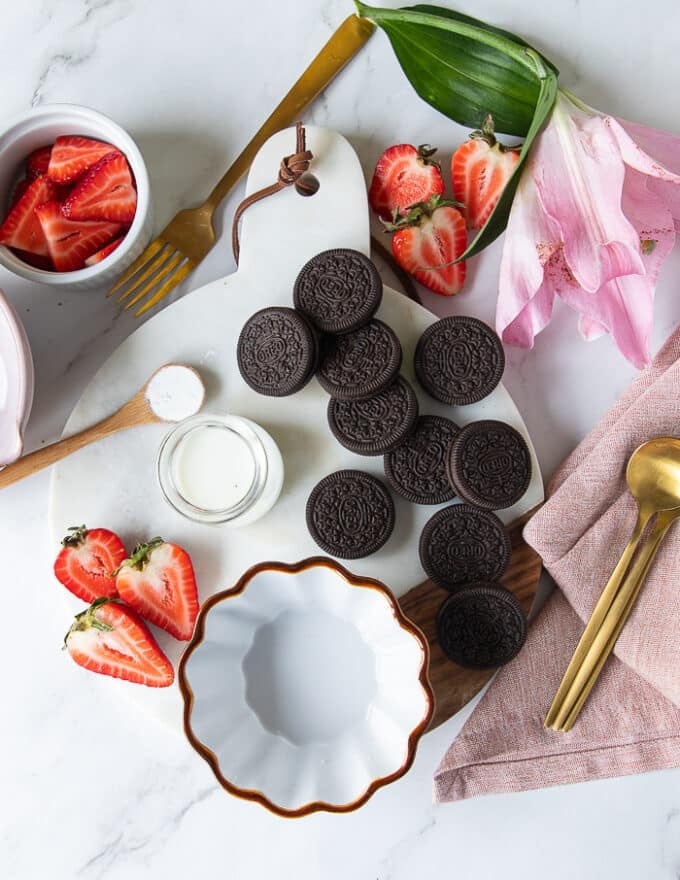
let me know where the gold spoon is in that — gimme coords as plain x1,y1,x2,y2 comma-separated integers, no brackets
545,437,680,729
557,504,680,730
0,363,204,490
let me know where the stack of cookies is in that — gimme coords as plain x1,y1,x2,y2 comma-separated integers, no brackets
237,248,531,670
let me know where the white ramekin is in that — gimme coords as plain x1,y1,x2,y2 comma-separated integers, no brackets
0,103,153,289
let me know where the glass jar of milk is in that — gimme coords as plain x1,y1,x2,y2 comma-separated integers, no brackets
157,414,284,525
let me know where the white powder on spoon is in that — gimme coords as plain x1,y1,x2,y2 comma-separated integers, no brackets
145,364,205,422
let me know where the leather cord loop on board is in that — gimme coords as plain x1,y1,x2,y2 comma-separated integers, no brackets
231,121,313,264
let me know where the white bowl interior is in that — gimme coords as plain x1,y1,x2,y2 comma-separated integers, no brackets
0,104,151,285
183,565,431,812
0,290,33,464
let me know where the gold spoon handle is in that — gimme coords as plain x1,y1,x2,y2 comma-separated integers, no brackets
204,15,375,209
555,510,675,731
0,393,155,490
544,504,653,727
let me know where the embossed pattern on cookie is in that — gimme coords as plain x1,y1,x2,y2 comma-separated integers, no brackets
306,470,395,559
447,419,531,510
414,316,505,405
436,584,527,669
293,248,382,334
237,306,319,397
384,415,459,504
318,319,402,400
327,376,418,456
418,503,511,591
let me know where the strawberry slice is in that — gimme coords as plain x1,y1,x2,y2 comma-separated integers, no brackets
13,249,54,270
10,178,30,207
84,234,125,266
369,144,445,221
62,152,137,223
26,145,53,179
65,597,174,688
452,115,521,230
54,525,126,603
35,202,123,271
47,136,118,184
0,175,57,257
115,538,199,641
385,195,467,296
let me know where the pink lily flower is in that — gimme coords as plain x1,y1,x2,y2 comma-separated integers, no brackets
496,90,680,368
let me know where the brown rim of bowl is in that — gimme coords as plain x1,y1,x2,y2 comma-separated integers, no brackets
177,555,435,819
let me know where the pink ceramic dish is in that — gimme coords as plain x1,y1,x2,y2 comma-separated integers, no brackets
0,288,33,465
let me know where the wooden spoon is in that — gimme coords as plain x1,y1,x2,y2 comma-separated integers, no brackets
0,363,204,490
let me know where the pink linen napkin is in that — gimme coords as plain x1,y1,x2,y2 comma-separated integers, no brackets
434,326,680,802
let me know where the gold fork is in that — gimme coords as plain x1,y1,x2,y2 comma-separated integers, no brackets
108,14,375,316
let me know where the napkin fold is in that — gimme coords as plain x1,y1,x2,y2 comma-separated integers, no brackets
434,326,680,802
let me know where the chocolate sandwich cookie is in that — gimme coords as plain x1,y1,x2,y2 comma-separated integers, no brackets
419,503,511,592
317,319,402,400
293,248,382,334
306,470,395,559
447,419,532,510
237,306,319,397
414,316,505,405
384,415,459,504
327,376,418,456
436,584,527,669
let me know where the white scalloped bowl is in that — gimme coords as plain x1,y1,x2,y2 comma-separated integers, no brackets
0,288,33,465
179,558,433,817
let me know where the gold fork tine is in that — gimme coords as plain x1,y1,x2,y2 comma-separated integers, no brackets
108,238,167,298
122,250,182,310
134,261,194,317
103,15,374,316
116,243,174,305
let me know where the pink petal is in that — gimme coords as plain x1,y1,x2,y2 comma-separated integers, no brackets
578,316,607,340
496,167,561,347
532,94,644,292
608,116,680,231
560,171,675,367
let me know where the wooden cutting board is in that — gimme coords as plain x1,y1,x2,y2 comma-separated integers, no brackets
48,126,544,732
399,508,543,730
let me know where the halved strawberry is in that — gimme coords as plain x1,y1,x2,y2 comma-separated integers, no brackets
34,202,123,271
452,115,521,230
26,145,52,179
115,539,199,641
84,235,125,266
0,175,57,256
369,144,445,221
47,136,118,184
54,525,126,603
385,195,467,296
65,597,174,688
62,152,137,223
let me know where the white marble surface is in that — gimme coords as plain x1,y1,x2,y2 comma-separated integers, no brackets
1,1,680,877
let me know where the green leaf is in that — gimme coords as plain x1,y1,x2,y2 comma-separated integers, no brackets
355,2,558,136
458,67,558,260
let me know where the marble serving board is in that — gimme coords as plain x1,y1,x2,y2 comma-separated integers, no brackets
48,126,544,731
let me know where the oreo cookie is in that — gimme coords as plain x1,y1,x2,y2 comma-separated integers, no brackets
293,248,382,334
418,503,510,592
447,419,532,510
414,316,505,405
237,306,319,397
317,319,401,400
327,376,418,456
306,470,395,559
436,584,527,669
384,415,459,505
